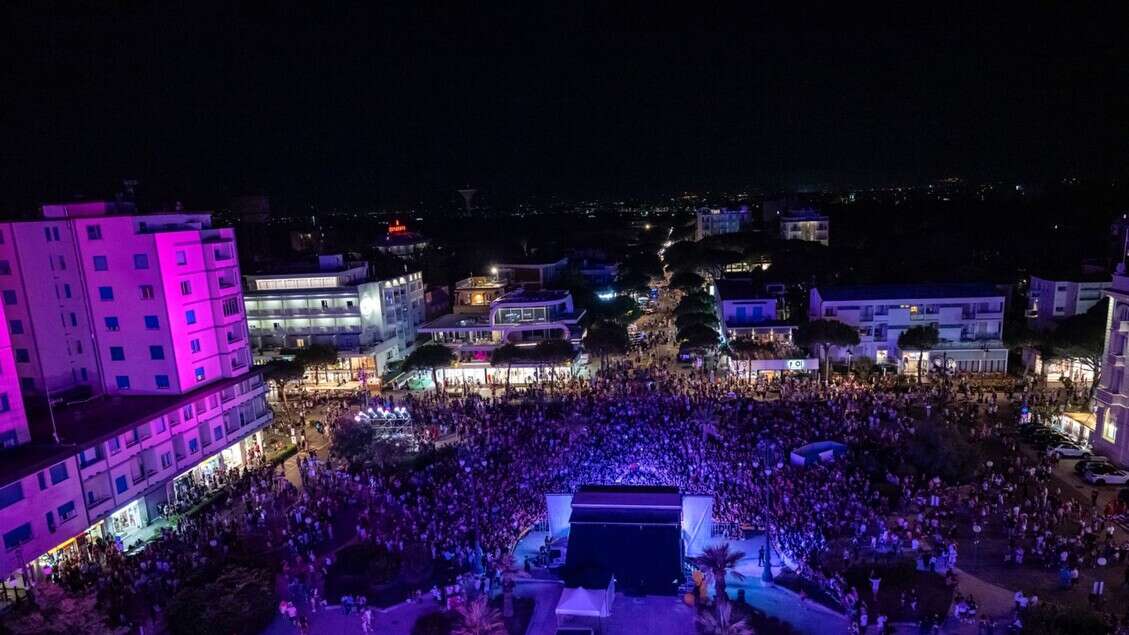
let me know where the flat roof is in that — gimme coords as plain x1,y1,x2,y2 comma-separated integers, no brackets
419,313,490,329
816,283,1003,302
497,289,570,304
572,485,681,509
1031,269,1111,284
715,279,772,302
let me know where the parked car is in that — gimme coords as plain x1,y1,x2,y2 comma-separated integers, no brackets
1083,464,1129,485
1075,456,1112,474
1029,434,1073,450
1045,442,1091,459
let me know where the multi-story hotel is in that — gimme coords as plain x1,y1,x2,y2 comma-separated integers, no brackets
418,287,584,384
809,283,1008,374
1026,270,1111,328
244,255,425,376
713,280,816,377
0,201,271,580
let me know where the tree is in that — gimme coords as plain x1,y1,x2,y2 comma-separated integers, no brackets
795,319,861,383
897,324,941,382
490,344,521,390
615,269,651,295
330,418,402,470
697,601,754,635
674,294,714,317
677,323,720,348
691,543,746,603
453,597,506,635
3,585,125,635
675,311,719,331
582,321,630,367
263,358,305,407
403,343,456,390
906,421,983,484
1048,297,1107,402
166,566,277,635
532,339,576,390
1019,603,1113,635
662,240,703,273
669,270,706,291
294,343,338,385
727,338,774,381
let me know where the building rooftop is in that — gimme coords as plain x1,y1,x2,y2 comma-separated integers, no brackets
816,283,1003,302
497,256,568,267
455,276,507,290
714,279,773,302
1031,268,1112,284
0,372,263,486
781,208,827,221
418,313,491,330
496,289,570,304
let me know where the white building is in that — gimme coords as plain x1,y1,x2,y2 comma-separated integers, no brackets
779,208,829,246
1093,271,1129,465
713,280,815,378
695,207,753,241
809,283,1008,374
244,255,424,369
1027,271,1111,329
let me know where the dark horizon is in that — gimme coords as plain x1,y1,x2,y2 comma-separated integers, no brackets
4,5,1129,208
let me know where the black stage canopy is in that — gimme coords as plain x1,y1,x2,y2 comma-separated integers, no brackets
562,485,683,595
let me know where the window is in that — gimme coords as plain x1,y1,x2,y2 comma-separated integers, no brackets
183,404,193,419
20,378,32,391
1104,417,1119,444
190,339,201,353
160,452,172,469
0,261,10,276
86,225,102,240
133,254,149,269
194,367,206,382
0,395,10,413
0,431,16,449
185,310,197,325
45,511,55,533
115,375,130,390
222,298,240,316
176,250,187,265
144,315,159,330
2,290,16,305
69,312,77,327
155,374,170,389
3,523,31,550
213,425,223,440
36,472,46,491
149,345,164,360
109,346,125,361
62,283,71,298
55,256,66,270
58,501,76,521
105,316,120,331
14,349,28,363
180,280,192,295
92,255,108,271
188,438,199,454
0,483,23,510
80,368,88,381
98,286,113,301
107,437,120,454
114,475,128,494
139,285,155,300
48,463,68,485
8,320,20,335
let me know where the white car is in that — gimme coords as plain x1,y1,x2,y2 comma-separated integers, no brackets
1083,465,1129,485
1045,443,1091,459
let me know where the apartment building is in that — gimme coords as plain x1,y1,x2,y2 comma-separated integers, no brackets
778,208,830,246
713,280,816,377
495,258,569,291
0,201,271,580
1093,271,1129,465
1027,270,1111,328
809,283,1008,374
695,207,753,241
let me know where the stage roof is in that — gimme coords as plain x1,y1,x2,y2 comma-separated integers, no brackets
571,485,681,510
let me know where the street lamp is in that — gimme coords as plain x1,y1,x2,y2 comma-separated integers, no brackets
490,266,499,281
756,440,781,583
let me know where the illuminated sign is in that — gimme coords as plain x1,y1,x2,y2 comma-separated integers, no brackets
388,221,407,235
786,359,805,370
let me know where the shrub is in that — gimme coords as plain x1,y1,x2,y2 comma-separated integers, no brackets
412,610,457,635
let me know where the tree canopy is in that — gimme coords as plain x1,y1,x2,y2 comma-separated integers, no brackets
669,270,706,291
403,343,456,388
897,323,941,380
795,319,860,382
583,320,630,362
678,323,720,348
675,311,719,331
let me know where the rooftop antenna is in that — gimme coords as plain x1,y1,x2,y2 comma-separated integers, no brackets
457,188,477,214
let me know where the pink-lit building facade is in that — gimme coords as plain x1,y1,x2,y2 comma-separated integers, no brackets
0,202,271,580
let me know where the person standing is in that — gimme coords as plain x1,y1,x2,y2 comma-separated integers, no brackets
869,569,882,596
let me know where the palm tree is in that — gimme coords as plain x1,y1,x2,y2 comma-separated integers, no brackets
453,597,506,635
691,543,746,603
697,601,754,635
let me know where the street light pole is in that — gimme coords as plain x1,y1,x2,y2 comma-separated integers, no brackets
759,441,777,584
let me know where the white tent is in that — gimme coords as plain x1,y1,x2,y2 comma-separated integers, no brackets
555,579,613,627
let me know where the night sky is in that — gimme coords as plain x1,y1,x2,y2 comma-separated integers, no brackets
4,4,1129,208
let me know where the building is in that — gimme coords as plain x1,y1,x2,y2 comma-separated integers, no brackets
375,220,430,256
495,258,569,290
424,284,451,321
1093,270,1129,464
243,255,425,375
452,276,509,315
574,259,619,287
695,207,753,241
779,208,830,246
1027,270,1111,328
0,201,271,580
417,289,585,384
713,280,815,378
809,283,1008,374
